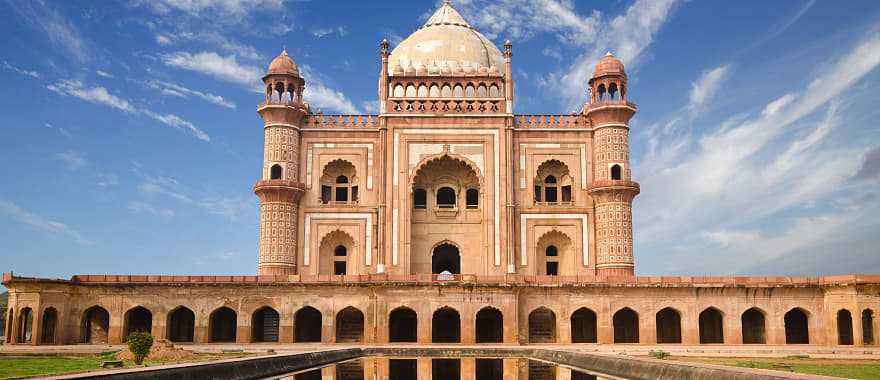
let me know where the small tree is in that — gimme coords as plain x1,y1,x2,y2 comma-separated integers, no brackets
127,331,154,365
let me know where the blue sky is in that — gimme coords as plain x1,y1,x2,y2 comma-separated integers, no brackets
2,0,880,281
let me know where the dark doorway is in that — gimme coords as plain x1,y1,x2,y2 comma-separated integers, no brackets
295,306,322,342
476,307,503,343
252,307,280,342
572,371,598,380
432,243,461,274
124,306,153,339
209,307,237,343
389,359,417,380
436,187,456,208
17,307,33,343
528,307,556,343
741,308,766,344
476,358,503,380
336,359,364,380
529,359,555,380
613,308,639,343
389,307,417,342
167,306,195,342
699,307,724,344
40,307,57,344
863,309,875,345
270,164,283,179
82,306,110,344
432,307,461,343
656,308,681,344
784,308,809,344
837,309,853,345
610,165,622,180
295,369,322,380
571,308,597,343
432,358,460,380
336,307,364,342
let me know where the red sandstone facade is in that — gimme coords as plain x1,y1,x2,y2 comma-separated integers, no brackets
4,2,879,349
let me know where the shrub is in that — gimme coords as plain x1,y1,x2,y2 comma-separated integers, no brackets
648,350,669,360
127,332,154,365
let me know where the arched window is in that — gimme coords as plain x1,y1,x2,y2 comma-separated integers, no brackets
863,309,875,345
334,245,347,275
535,160,572,205
545,245,558,276
597,84,606,101
321,160,358,204
609,82,618,100
413,188,427,209
656,308,682,344
611,165,622,180
838,309,854,345
437,187,456,208
784,308,809,344
466,188,479,209
270,164,283,179
741,308,766,344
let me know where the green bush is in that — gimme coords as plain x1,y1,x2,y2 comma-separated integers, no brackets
126,332,154,365
648,350,670,360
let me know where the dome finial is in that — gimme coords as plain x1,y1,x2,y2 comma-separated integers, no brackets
605,51,613,57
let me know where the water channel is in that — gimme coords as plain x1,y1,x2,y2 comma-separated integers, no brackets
269,357,615,380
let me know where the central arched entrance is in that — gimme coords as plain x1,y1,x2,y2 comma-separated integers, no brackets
432,243,460,274
475,307,503,343
389,307,418,342
295,306,323,343
336,307,364,343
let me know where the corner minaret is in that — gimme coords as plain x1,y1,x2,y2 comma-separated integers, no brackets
586,52,640,277
254,50,307,276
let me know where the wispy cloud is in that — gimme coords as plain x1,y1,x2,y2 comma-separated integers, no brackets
137,175,252,220
162,51,361,113
127,201,174,219
148,80,236,109
56,150,88,169
44,122,72,138
457,0,678,109
95,70,113,78
687,64,730,116
46,79,211,142
312,26,347,38
1,59,39,78
141,0,285,20
634,30,880,274
6,1,91,63
0,200,92,245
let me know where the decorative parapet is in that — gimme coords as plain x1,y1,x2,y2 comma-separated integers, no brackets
585,99,638,111
5,272,879,288
386,98,504,114
304,114,378,128
514,114,586,129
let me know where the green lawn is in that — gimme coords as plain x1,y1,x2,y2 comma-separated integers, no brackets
734,360,880,380
0,355,164,379
670,356,880,380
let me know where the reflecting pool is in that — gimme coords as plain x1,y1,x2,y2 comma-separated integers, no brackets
270,357,611,380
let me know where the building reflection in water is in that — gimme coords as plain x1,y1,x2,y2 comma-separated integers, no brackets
278,357,603,380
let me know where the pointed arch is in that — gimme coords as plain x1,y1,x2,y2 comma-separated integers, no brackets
613,307,639,343
82,305,110,344
167,306,195,343
409,151,484,188
837,309,853,345
389,306,417,343
124,306,153,339
699,307,724,344
535,230,572,276
656,307,682,343
40,307,58,344
432,306,461,343
534,159,572,204
784,307,810,344
295,306,322,343
431,240,461,274
319,229,356,275
320,159,358,204
571,307,597,343
741,307,766,344
528,307,556,343
475,307,503,343
336,306,364,343
252,306,280,342
209,306,237,343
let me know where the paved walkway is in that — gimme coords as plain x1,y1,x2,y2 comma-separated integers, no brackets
2,343,879,359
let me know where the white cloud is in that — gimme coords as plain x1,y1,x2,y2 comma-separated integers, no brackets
95,70,114,78
458,0,678,109
7,1,90,63
687,64,730,115
155,34,172,46
95,173,119,187
162,51,263,88
633,30,880,273
0,200,92,245
127,201,175,219
56,150,87,169
44,122,72,138
162,51,361,113
148,80,236,109
143,0,285,19
137,175,252,219
361,100,379,114
1,59,39,78
312,26,347,38
47,79,211,142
